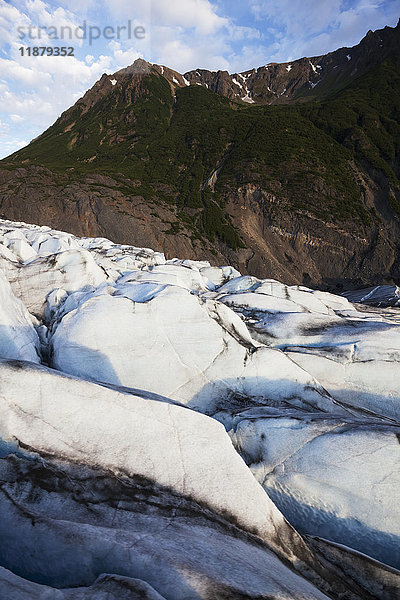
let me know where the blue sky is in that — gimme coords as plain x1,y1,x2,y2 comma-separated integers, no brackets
0,0,399,159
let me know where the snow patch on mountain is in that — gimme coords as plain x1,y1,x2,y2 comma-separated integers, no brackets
232,77,243,89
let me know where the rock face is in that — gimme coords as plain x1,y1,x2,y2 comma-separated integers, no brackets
0,167,231,269
0,217,399,598
1,22,399,291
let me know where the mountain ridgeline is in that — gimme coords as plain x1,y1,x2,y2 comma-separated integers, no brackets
1,21,400,289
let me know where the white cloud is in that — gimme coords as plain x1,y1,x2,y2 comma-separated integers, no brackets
108,40,142,70
0,57,52,86
249,0,400,61
149,24,232,72
99,0,225,35
7,0,85,48
25,0,78,28
225,43,273,73
0,1,30,45
150,0,228,35
1,86,53,117
53,0,96,12
0,51,112,120
10,114,25,123
0,138,29,160
251,0,342,35
226,24,261,42
0,114,28,159
0,119,9,134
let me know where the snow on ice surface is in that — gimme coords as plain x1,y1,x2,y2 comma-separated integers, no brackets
287,350,400,421
0,218,399,597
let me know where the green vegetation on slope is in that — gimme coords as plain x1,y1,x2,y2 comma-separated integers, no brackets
303,59,400,214
3,59,400,246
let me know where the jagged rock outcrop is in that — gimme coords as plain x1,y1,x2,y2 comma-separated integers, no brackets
183,19,400,104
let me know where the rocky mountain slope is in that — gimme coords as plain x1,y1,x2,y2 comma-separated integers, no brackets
0,21,400,290
183,20,400,104
0,217,399,598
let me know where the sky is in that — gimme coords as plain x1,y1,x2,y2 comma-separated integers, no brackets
0,0,399,159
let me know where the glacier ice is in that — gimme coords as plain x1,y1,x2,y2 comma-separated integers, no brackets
0,269,40,362
228,407,400,568
0,217,399,598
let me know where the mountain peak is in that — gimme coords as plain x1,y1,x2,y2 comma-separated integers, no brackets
116,58,153,77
